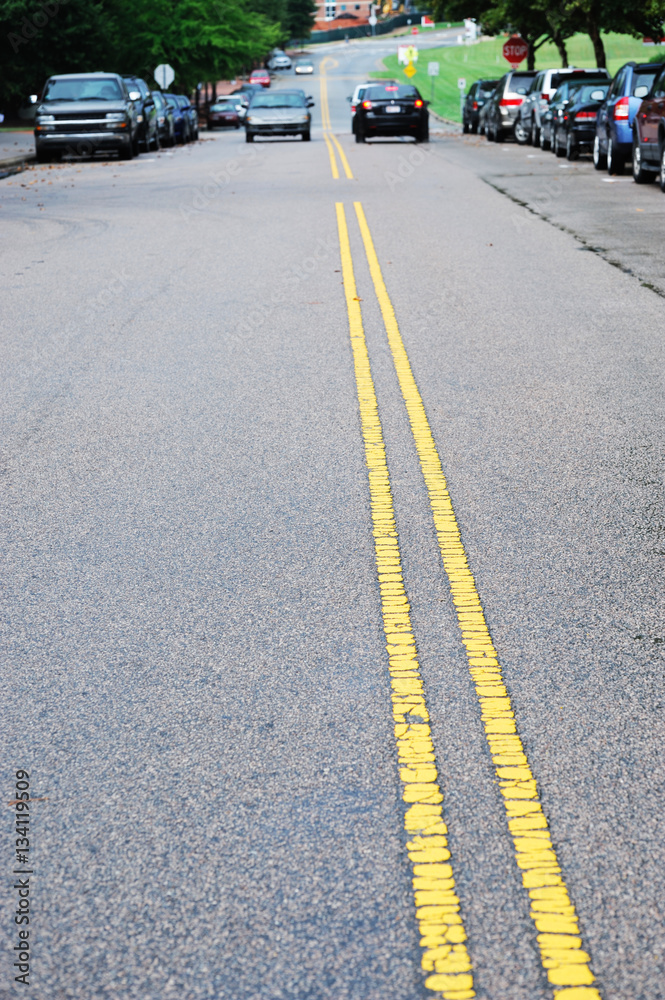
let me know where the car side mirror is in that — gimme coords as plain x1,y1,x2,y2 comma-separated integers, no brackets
129,91,141,101
307,98,314,106
347,95,352,101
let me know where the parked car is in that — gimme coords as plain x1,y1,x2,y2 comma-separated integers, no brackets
478,83,499,135
295,60,314,75
174,95,198,141
34,72,141,162
207,99,242,129
268,50,292,71
594,61,663,174
484,71,537,142
249,68,271,88
462,79,499,134
122,76,158,151
151,91,175,147
552,81,610,160
164,93,188,143
245,89,313,142
353,82,428,143
631,64,665,187
517,67,610,146
540,75,609,151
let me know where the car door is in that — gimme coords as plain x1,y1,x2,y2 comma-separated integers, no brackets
638,68,665,162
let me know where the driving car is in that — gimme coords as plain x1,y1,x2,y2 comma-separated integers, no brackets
249,68,271,88
551,81,610,160
268,50,292,71
295,60,314,75
353,82,429,143
34,72,141,162
462,79,499,134
207,99,242,129
123,75,158,151
245,89,313,142
631,64,665,187
594,61,663,174
348,81,390,135
484,71,537,142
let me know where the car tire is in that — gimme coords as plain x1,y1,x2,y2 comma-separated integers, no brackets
632,137,655,183
36,148,52,163
659,145,665,193
531,121,539,147
566,132,578,161
606,136,623,175
463,119,469,134
246,131,254,142
302,129,311,141
355,125,365,143
539,127,550,151
554,129,565,157
471,122,478,134
593,134,606,170
514,119,529,145
494,126,503,143
119,140,134,160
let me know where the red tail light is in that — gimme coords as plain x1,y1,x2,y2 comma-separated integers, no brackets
541,92,550,101
499,98,522,106
472,101,478,110
575,110,597,120
362,100,372,109
386,86,398,91
414,99,423,108
613,96,629,120
351,105,356,112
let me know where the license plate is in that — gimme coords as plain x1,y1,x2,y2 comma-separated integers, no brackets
385,105,401,113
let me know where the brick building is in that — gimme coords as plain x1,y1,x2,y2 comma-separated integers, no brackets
312,0,374,32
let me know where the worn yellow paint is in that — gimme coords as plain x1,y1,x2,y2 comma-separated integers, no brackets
336,201,475,1000
352,199,602,1000
320,58,353,180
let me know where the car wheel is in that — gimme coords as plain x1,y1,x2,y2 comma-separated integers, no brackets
660,145,665,193
471,121,478,134
592,134,606,170
554,129,565,157
565,132,578,161
606,136,624,175
302,129,311,141
119,140,134,160
514,119,529,145
246,131,254,143
494,126,503,143
632,137,655,183
531,121,539,147
355,124,365,143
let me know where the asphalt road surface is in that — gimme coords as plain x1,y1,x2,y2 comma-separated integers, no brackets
2,36,664,1000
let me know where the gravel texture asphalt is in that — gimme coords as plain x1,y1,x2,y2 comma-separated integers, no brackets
1,41,664,1000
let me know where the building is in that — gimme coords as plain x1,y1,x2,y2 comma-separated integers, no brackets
312,1,373,32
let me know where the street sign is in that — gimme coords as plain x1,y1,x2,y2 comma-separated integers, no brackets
368,14,377,25
502,36,528,69
428,62,440,77
411,26,419,35
154,63,175,89
457,77,466,90
404,61,417,79
421,15,435,27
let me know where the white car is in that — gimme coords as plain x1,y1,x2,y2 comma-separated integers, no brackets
295,60,314,75
268,52,292,71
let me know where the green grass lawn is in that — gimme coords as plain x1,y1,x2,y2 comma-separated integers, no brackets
375,33,665,121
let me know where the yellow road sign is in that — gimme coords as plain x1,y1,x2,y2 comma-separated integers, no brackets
404,61,416,78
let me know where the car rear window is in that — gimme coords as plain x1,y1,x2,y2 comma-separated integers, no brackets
575,83,610,103
43,77,124,102
365,85,418,100
211,103,237,111
506,74,536,96
632,70,657,96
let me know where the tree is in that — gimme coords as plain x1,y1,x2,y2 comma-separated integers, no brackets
284,0,317,41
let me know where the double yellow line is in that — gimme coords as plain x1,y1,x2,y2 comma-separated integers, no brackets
337,201,602,1000
320,58,353,180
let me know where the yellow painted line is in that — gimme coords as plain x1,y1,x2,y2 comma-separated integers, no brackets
352,199,602,1000
335,201,475,1000
329,132,354,180
320,57,354,180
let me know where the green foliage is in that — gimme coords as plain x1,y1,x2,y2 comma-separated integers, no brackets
0,0,282,109
284,0,317,40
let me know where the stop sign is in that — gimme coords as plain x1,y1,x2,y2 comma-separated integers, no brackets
502,36,528,69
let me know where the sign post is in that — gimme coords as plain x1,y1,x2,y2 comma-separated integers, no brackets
428,61,439,103
458,77,466,120
154,63,175,90
502,36,528,69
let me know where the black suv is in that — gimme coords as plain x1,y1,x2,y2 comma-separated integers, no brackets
34,72,140,162
123,76,158,151
354,83,429,143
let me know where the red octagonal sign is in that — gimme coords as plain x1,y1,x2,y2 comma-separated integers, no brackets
502,35,528,69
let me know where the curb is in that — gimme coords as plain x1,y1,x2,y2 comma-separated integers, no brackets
0,153,35,178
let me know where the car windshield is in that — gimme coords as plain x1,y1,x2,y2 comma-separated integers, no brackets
43,77,124,102
250,93,306,108
365,85,418,100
